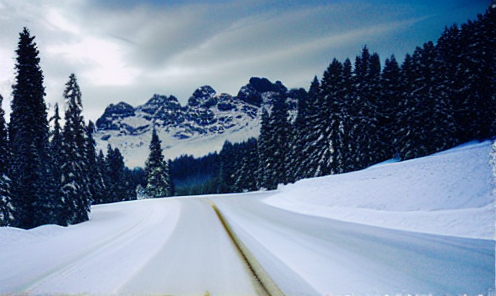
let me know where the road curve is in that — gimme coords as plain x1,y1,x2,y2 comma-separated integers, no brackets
212,192,495,296
2,193,492,295
1,198,263,295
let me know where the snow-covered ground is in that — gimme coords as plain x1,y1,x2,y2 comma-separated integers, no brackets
214,192,494,296
0,198,260,295
0,141,494,295
265,140,495,240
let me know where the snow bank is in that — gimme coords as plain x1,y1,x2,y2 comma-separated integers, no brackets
265,141,495,240
0,199,182,294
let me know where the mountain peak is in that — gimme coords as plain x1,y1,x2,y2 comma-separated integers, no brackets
94,77,295,167
237,77,288,106
96,102,135,131
188,85,217,108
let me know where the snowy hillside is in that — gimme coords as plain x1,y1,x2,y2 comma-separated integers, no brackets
0,141,494,295
265,140,495,240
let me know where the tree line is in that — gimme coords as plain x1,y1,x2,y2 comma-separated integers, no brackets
173,4,496,194
1,5,494,225
0,29,145,228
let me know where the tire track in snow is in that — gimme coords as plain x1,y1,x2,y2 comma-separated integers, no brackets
23,199,180,294
206,198,285,296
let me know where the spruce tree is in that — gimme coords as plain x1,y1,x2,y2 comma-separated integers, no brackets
60,74,90,224
244,137,259,192
352,47,384,169
290,87,311,182
9,28,52,229
47,103,65,225
85,121,104,206
298,76,321,179
339,58,356,173
322,58,344,176
381,55,403,157
394,53,412,158
436,25,462,146
144,129,172,197
50,104,63,178
0,95,13,226
257,94,290,189
455,6,496,141
106,145,128,202
257,92,290,190
219,140,236,193
410,42,451,157
104,144,116,203
270,93,290,186
257,109,273,190
95,149,108,204
232,138,258,192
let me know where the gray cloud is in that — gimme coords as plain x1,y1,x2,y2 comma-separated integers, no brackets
0,0,491,123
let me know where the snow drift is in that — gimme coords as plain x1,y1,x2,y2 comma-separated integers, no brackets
265,140,495,240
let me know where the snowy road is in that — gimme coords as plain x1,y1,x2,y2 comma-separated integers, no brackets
0,198,262,295
0,194,494,295
213,193,495,296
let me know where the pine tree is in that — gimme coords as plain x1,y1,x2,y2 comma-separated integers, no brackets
47,103,65,225
285,88,307,183
230,142,244,193
106,145,128,202
104,144,115,203
381,55,403,157
9,28,52,229
232,138,258,192
219,140,235,193
257,109,273,190
0,95,13,226
339,58,356,173
85,121,105,206
298,76,321,179
454,6,496,141
322,58,344,175
50,104,63,177
95,149,108,204
270,94,290,186
352,47,384,169
483,1,496,137
168,160,175,196
436,25,461,146
144,129,172,197
60,74,90,225
257,94,290,189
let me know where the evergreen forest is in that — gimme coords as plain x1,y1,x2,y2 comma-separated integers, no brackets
0,5,495,228
0,29,146,228
171,5,496,194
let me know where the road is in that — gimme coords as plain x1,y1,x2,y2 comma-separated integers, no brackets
1,198,260,295
212,192,495,296
1,194,494,295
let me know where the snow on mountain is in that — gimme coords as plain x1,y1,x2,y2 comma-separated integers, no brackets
94,77,294,168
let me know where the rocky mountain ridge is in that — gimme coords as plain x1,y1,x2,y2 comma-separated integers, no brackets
93,77,301,168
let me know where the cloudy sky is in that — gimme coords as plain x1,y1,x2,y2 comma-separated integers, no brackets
0,0,490,122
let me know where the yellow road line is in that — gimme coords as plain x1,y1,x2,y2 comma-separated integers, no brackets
206,199,285,296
